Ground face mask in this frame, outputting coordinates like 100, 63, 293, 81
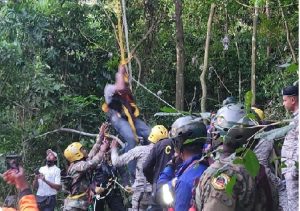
46, 160, 55, 166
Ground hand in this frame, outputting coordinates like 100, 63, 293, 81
95, 186, 105, 194
125, 185, 133, 194
2, 166, 29, 192
39, 174, 45, 181
99, 122, 109, 139
118, 64, 127, 74
100, 139, 109, 152
110, 139, 118, 149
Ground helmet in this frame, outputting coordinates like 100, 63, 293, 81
222, 96, 237, 106
251, 107, 265, 121
148, 125, 168, 144
213, 103, 261, 147
64, 142, 84, 162
170, 116, 206, 139
170, 116, 207, 150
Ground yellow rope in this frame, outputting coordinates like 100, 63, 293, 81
114, 0, 127, 65
112, 0, 138, 142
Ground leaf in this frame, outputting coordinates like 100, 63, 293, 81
160, 106, 177, 113
285, 63, 298, 74
225, 174, 237, 197
235, 147, 245, 154
233, 157, 244, 165
244, 91, 253, 113
246, 113, 257, 120
243, 150, 260, 177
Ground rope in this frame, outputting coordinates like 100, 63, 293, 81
121, 0, 132, 87
114, 0, 182, 115
130, 77, 183, 114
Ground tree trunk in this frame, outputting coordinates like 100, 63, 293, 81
200, 3, 216, 112
175, 0, 185, 110
278, 0, 297, 63
266, 0, 270, 60
251, 4, 258, 106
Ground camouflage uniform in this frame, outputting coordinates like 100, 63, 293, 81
195, 154, 272, 211
63, 144, 105, 211
254, 125, 293, 211
281, 112, 299, 211
111, 144, 153, 211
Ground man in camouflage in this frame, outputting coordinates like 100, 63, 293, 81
110, 134, 153, 211
63, 123, 109, 211
281, 84, 299, 211
195, 103, 273, 211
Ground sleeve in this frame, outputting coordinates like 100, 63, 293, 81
16, 189, 38, 211
54, 168, 61, 185
104, 84, 116, 104
174, 180, 193, 211
157, 166, 175, 186
88, 143, 101, 159
111, 147, 140, 167
75, 151, 105, 172
143, 146, 156, 184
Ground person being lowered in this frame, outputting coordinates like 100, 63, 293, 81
102, 64, 150, 178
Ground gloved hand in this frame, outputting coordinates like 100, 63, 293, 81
125, 185, 133, 194
95, 186, 105, 194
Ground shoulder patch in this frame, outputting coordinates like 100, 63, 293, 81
211, 173, 230, 190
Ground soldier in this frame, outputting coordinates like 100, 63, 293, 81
63, 123, 109, 211
156, 116, 208, 211
281, 84, 298, 211
195, 103, 274, 211
110, 125, 161, 211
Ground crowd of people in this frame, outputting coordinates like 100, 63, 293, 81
1, 65, 298, 211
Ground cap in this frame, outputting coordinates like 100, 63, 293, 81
282, 85, 298, 96
46, 149, 58, 159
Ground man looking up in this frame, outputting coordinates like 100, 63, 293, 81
33, 149, 61, 211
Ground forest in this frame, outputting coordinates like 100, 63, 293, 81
0, 0, 298, 205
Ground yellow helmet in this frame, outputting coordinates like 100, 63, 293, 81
64, 142, 84, 162
148, 125, 168, 144
251, 107, 265, 121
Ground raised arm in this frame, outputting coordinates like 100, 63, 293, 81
88, 122, 109, 159
110, 139, 139, 167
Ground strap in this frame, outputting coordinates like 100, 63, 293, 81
67, 192, 86, 200
122, 105, 138, 142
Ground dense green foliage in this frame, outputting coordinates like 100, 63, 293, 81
0, 0, 298, 203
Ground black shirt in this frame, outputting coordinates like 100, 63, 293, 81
143, 138, 175, 184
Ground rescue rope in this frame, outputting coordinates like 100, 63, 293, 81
114, 0, 182, 114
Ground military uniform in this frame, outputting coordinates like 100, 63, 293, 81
63, 150, 105, 211
195, 154, 272, 211
254, 125, 293, 211
111, 144, 153, 211
281, 111, 299, 211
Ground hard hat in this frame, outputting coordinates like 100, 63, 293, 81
170, 116, 207, 150
251, 107, 265, 120
148, 125, 168, 144
214, 103, 261, 147
64, 142, 84, 163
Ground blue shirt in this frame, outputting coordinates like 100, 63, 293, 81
158, 155, 208, 211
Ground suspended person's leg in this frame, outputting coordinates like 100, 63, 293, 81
108, 109, 137, 180
134, 118, 151, 145
109, 110, 137, 151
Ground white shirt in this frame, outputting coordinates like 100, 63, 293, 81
36, 165, 61, 196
